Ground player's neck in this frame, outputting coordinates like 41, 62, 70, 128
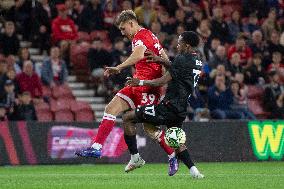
132, 25, 143, 38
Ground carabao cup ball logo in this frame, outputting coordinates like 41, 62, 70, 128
164, 127, 186, 148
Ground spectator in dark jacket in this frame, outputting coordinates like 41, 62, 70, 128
0, 80, 17, 115
41, 46, 68, 86
210, 7, 230, 43
208, 74, 244, 119
11, 92, 37, 121
0, 21, 20, 56
31, 0, 56, 51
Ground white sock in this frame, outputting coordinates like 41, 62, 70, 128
91, 143, 102, 150
131, 153, 140, 161
168, 152, 175, 159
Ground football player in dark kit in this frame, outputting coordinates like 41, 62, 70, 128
123, 31, 204, 178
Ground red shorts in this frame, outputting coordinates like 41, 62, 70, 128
116, 86, 162, 109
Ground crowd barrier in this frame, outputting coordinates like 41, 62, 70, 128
0, 121, 283, 165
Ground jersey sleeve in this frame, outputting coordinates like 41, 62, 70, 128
132, 32, 147, 50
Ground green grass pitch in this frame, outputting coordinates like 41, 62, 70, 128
0, 162, 283, 189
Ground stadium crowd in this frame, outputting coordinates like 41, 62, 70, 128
0, 0, 283, 121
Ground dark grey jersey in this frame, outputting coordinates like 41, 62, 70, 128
163, 52, 203, 117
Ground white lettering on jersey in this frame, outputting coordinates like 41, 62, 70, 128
132, 40, 146, 51
193, 69, 201, 88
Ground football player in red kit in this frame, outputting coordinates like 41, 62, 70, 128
76, 10, 179, 176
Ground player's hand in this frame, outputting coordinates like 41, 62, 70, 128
145, 50, 164, 63
104, 67, 121, 77
126, 77, 139, 86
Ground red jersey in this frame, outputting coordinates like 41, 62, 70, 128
132, 28, 163, 80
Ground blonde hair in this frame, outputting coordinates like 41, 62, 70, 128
115, 10, 137, 26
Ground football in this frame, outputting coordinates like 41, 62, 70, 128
164, 127, 186, 148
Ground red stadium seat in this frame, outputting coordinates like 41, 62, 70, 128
35, 102, 50, 112
37, 111, 53, 121
42, 86, 52, 97
54, 110, 74, 122
70, 101, 92, 112
70, 43, 91, 69
75, 110, 95, 122
78, 31, 91, 42
52, 84, 74, 99
90, 30, 109, 41
50, 98, 72, 112
248, 99, 270, 118
247, 85, 264, 99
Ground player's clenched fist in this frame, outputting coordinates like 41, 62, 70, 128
104, 67, 121, 77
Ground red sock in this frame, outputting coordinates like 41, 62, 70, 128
93, 113, 116, 145
158, 130, 175, 155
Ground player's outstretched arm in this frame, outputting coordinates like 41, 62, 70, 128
126, 71, 172, 87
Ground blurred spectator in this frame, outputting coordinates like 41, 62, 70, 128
208, 45, 228, 69
11, 91, 37, 121
88, 38, 113, 94
84, 0, 104, 31
187, 8, 203, 32
150, 21, 161, 36
16, 60, 43, 98
261, 8, 281, 40
196, 19, 211, 47
16, 47, 34, 69
103, 1, 118, 29
0, 61, 8, 91
111, 37, 126, 66
280, 31, 284, 46
157, 11, 175, 35
230, 80, 256, 119
242, 13, 260, 36
227, 34, 252, 68
134, 0, 157, 27
188, 90, 209, 121
274, 92, 284, 118
41, 46, 68, 87
72, 0, 93, 32
244, 53, 266, 85
31, 0, 56, 52
6, 55, 21, 74
5, 0, 31, 40
203, 38, 221, 61
266, 30, 284, 60
208, 74, 243, 119
0, 80, 16, 113
59, 40, 71, 69
0, 21, 20, 56
121, 0, 133, 10
267, 51, 284, 72
227, 52, 243, 76
263, 71, 284, 118
249, 30, 268, 55
0, 103, 8, 121
210, 7, 230, 43
51, 4, 78, 44
228, 10, 243, 42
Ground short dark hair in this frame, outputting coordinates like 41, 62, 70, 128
181, 31, 200, 47
115, 10, 138, 26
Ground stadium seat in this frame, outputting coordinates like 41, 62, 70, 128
70, 101, 92, 112
37, 111, 53, 121
75, 109, 95, 122
50, 98, 72, 112
54, 110, 74, 122
52, 84, 74, 99
70, 43, 91, 69
247, 85, 264, 99
248, 99, 270, 118
90, 30, 109, 41
35, 102, 50, 112
42, 85, 52, 97
78, 31, 91, 42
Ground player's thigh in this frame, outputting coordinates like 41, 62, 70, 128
143, 123, 161, 140
105, 95, 130, 116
